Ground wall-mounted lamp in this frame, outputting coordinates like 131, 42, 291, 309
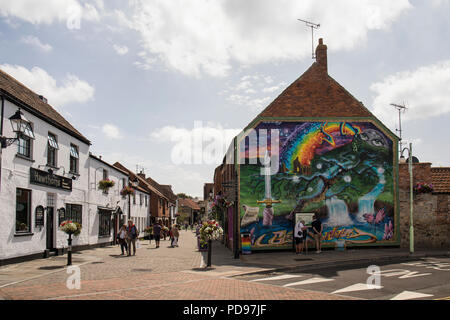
1, 108, 32, 148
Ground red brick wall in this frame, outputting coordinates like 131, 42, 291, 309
399, 163, 450, 248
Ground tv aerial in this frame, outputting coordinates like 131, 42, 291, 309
391, 103, 407, 155
298, 18, 321, 59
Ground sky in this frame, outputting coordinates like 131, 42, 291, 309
1, 0, 449, 198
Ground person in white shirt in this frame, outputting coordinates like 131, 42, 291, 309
294, 220, 308, 254
118, 224, 128, 255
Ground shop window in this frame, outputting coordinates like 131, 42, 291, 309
66, 204, 82, 224
98, 210, 111, 237
16, 188, 31, 233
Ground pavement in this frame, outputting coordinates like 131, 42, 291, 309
0, 230, 448, 300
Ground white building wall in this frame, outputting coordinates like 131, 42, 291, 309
0, 99, 90, 260
128, 189, 150, 235
87, 157, 128, 245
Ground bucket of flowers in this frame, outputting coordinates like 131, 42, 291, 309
199, 220, 223, 267
59, 220, 82, 266
98, 179, 115, 192
413, 182, 434, 194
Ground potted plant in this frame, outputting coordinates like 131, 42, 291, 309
199, 220, 223, 268
60, 220, 82, 265
98, 179, 115, 192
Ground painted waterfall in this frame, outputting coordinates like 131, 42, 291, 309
239, 121, 397, 250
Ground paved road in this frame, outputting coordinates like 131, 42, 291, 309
231, 256, 450, 300
0, 231, 352, 300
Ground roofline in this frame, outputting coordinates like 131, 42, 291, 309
89, 154, 129, 176
113, 162, 167, 199
0, 89, 91, 145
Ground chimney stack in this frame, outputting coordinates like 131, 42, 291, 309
137, 170, 146, 179
315, 38, 328, 73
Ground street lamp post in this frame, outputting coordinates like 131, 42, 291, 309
1, 108, 32, 190
400, 143, 414, 255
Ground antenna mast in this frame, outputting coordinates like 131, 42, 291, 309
391, 103, 407, 155
298, 18, 320, 59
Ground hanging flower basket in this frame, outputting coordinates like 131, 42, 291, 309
60, 220, 82, 236
199, 220, 223, 245
98, 179, 115, 191
413, 182, 433, 194
120, 186, 135, 196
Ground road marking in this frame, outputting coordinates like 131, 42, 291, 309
250, 274, 302, 282
390, 291, 434, 300
435, 297, 450, 300
283, 277, 334, 287
332, 283, 383, 294
0, 260, 97, 289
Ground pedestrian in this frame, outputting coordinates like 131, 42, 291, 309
118, 224, 128, 255
171, 224, 179, 247
311, 214, 323, 253
126, 219, 139, 256
294, 219, 304, 254
153, 220, 162, 248
148, 224, 153, 245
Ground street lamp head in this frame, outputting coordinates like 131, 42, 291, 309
9, 108, 30, 134
399, 156, 406, 164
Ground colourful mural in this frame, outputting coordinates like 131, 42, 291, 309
239, 121, 397, 250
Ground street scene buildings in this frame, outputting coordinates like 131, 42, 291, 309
0, 69, 178, 264
0, 2, 449, 304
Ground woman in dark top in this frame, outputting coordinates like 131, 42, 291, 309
311, 215, 323, 253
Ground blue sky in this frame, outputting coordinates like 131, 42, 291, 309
1, 0, 449, 197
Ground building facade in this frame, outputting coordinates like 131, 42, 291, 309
0, 69, 91, 262
87, 154, 129, 245
216, 39, 400, 253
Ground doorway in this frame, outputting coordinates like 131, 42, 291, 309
46, 207, 55, 251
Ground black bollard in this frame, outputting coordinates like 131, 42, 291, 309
67, 233, 72, 266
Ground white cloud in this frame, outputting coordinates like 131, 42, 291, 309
151, 122, 240, 165
113, 44, 129, 55
0, 0, 101, 25
0, 64, 95, 107
371, 60, 450, 129
21, 35, 53, 52
223, 74, 286, 111
99, 151, 208, 197
125, 0, 412, 77
102, 124, 123, 139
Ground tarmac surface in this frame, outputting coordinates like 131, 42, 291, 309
0, 230, 448, 300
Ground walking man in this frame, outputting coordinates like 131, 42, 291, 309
126, 220, 138, 256
153, 220, 162, 248
311, 214, 323, 253
118, 224, 128, 255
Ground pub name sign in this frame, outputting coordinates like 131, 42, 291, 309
30, 168, 72, 191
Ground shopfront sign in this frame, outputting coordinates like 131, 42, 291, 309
30, 168, 72, 191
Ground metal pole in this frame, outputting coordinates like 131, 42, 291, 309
67, 233, 72, 266
409, 143, 414, 254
